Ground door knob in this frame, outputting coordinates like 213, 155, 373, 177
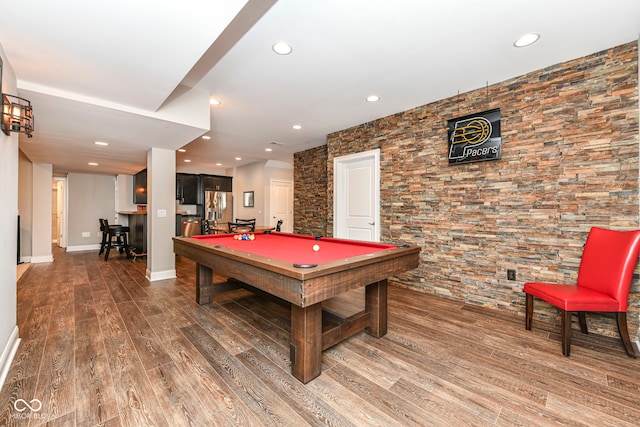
368, 222, 375, 226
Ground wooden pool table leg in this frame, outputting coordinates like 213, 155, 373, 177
290, 303, 322, 383
195, 263, 214, 305
366, 279, 388, 337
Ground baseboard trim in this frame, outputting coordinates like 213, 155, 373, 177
0, 326, 21, 390
146, 269, 177, 282
30, 254, 54, 263
66, 244, 101, 253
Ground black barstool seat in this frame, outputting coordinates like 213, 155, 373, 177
100, 219, 132, 260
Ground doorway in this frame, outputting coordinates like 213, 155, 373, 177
333, 149, 380, 241
53, 177, 67, 248
269, 179, 293, 232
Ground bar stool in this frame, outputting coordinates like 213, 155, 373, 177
101, 219, 132, 260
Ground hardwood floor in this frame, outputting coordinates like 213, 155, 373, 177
2, 247, 640, 426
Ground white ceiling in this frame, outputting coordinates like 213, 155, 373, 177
1, 0, 639, 176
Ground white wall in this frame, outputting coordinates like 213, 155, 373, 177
0, 45, 21, 389
66, 173, 117, 251
233, 161, 293, 225
30, 163, 53, 262
234, 162, 265, 222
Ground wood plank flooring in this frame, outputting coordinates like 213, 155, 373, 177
2, 246, 640, 426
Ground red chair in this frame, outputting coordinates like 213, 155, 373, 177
524, 227, 640, 357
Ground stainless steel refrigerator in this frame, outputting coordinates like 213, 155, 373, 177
204, 190, 233, 228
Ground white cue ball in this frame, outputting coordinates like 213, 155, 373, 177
312, 244, 320, 252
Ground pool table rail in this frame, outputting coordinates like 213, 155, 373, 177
173, 236, 420, 307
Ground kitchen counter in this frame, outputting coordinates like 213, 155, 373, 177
118, 211, 147, 215
120, 212, 195, 249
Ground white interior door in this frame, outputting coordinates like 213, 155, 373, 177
270, 179, 293, 232
334, 149, 380, 241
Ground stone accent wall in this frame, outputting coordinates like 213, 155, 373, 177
295, 42, 640, 338
293, 145, 329, 236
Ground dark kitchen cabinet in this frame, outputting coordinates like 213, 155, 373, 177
200, 174, 232, 192
176, 214, 182, 236
175, 174, 181, 200
176, 173, 199, 204
133, 169, 147, 204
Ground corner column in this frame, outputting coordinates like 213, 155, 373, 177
146, 147, 176, 281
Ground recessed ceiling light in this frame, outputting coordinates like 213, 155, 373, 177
514, 32, 540, 48
366, 95, 380, 102
210, 98, 221, 105
184, 159, 191, 163
215, 163, 222, 166
272, 42, 293, 55
202, 135, 211, 140
88, 162, 98, 166
94, 141, 108, 146
292, 124, 302, 130
178, 148, 186, 152
235, 157, 242, 161
265, 148, 273, 152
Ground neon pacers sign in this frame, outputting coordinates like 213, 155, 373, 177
447, 108, 501, 164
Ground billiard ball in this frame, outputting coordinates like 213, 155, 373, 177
312, 244, 320, 252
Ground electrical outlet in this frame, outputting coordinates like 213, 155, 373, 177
507, 269, 516, 281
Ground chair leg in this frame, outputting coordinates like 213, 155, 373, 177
123, 234, 132, 259
104, 239, 111, 261
578, 312, 588, 334
117, 235, 124, 253
525, 293, 533, 330
615, 312, 637, 358
560, 309, 572, 357
99, 232, 107, 255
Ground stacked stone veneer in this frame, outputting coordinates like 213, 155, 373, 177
294, 42, 640, 339
294, 145, 329, 237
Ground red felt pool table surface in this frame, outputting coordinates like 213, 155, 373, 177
190, 232, 397, 265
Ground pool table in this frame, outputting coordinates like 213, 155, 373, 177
173, 231, 420, 383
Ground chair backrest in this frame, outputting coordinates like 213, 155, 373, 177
228, 221, 255, 232
236, 218, 256, 224
99, 218, 108, 231
577, 227, 640, 311
276, 219, 283, 232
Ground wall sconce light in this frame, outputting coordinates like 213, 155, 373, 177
2, 94, 34, 137
0, 56, 34, 138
